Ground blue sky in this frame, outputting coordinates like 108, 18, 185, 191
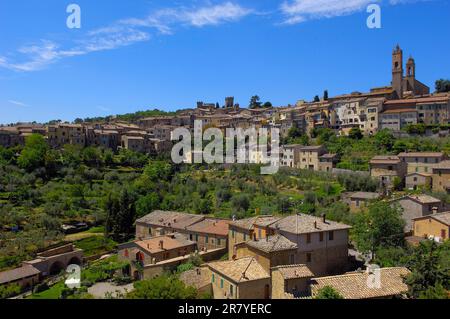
0, 0, 449, 124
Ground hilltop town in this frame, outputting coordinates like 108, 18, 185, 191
0, 45, 449, 300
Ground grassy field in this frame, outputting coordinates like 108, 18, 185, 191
28, 282, 65, 299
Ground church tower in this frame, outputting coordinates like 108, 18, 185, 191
406, 56, 415, 78
392, 44, 404, 99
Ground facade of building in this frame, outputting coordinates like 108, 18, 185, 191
118, 233, 197, 280
412, 212, 450, 242
391, 195, 443, 233
299, 146, 326, 171
346, 192, 381, 212
207, 257, 271, 299
398, 152, 445, 175
369, 156, 407, 188
432, 160, 450, 193
271, 264, 314, 299
405, 173, 432, 190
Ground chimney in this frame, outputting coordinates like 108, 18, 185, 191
314, 221, 318, 229
173, 219, 177, 223
432, 207, 438, 214
159, 240, 164, 250
253, 234, 257, 241
322, 214, 327, 224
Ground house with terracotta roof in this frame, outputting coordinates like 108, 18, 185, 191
0, 265, 40, 290
229, 214, 351, 277
228, 215, 280, 258
267, 214, 352, 276
135, 210, 205, 239
432, 160, 450, 194
369, 155, 407, 188
412, 211, 450, 242
136, 211, 229, 252
310, 267, 410, 299
184, 218, 230, 251
207, 257, 271, 299
235, 234, 298, 273
398, 152, 446, 175
118, 233, 196, 280
405, 172, 433, 190
271, 264, 314, 299
346, 192, 381, 212
391, 194, 443, 233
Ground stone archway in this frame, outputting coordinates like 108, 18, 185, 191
49, 261, 65, 276
68, 256, 82, 266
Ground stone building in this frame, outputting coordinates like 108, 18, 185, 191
135, 211, 229, 252
412, 211, 450, 242
47, 124, 86, 148
280, 144, 302, 168
234, 234, 298, 273
432, 160, 450, 193
391, 45, 430, 99
229, 214, 351, 277
391, 194, 443, 233
346, 192, 381, 213
271, 264, 314, 299
369, 155, 407, 188
0, 265, 41, 290
207, 257, 271, 299
118, 233, 196, 280
298, 145, 327, 171
398, 152, 445, 175
405, 173, 432, 190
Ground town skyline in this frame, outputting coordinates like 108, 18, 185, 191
1, 0, 450, 124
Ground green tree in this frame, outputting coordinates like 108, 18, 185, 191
17, 134, 49, 171
136, 193, 160, 217
348, 127, 363, 140
128, 275, 197, 299
405, 240, 449, 299
231, 194, 250, 213
314, 286, 344, 299
249, 95, 262, 109
352, 202, 405, 254
323, 90, 329, 101
262, 101, 272, 108
105, 189, 136, 242
435, 79, 450, 93
313, 95, 320, 102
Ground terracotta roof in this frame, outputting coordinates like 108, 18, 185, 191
370, 155, 401, 164
350, 192, 381, 200
311, 267, 410, 299
320, 153, 337, 159
384, 96, 449, 105
0, 265, 40, 284
269, 214, 351, 235
272, 264, 314, 279
382, 108, 417, 114
246, 234, 297, 253
413, 211, 450, 226
208, 257, 269, 283
300, 145, 325, 151
136, 210, 205, 230
133, 233, 195, 254
186, 218, 230, 236
230, 215, 279, 231
405, 194, 441, 204
398, 152, 444, 158
434, 160, 450, 170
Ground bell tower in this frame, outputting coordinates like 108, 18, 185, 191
392, 44, 404, 99
406, 56, 415, 78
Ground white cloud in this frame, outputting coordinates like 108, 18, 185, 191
0, 2, 252, 72
122, 2, 252, 32
280, 0, 378, 24
8, 100, 29, 107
